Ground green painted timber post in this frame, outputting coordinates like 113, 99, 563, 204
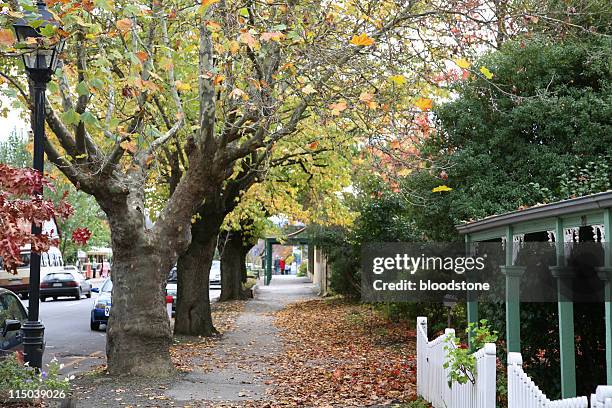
597, 208, 612, 384
551, 218, 576, 398
465, 234, 478, 348
501, 225, 525, 353
265, 239, 273, 286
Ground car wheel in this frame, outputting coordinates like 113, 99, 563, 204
40, 297, 46, 302
86, 291, 92, 299
53, 297, 57, 301
74, 288, 81, 300
90, 320, 100, 331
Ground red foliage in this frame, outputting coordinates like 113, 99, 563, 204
71, 227, 92, 246
0, 163, 73, 273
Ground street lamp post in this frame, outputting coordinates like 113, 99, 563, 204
13, 1, 65, 369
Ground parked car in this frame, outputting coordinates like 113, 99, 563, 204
210, 260, 221, 287
0, 288, 28, 357
40, 271, 92, 301
90, 278, 112, 331
165, 268, 177, 315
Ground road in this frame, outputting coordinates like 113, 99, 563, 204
23, 284, 221, 376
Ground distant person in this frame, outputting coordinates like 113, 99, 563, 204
279, 258, 286, 275
274, 257, 280, 274
284, 261, 291, 275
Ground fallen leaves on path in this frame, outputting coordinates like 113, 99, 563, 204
171, 300, 246, 372
265, 298, 417, 407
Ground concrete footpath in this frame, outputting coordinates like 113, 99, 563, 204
166, 275, 316, 405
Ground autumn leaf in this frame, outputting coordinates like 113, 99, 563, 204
455, 58, 471, 69
213, 74, 225, 85
201, 0, 219, 7
301, 84, 316, 95
432, 185, 452, 193
414, 97, 432, 111
0, 29, 15, 47
261, 32, 285, 42
397, 168, 411, 177
116, 18, 133, 34
175, 80, 191, 92
329, 101, 347, 116
389, 75, 406, 85
350, 33, 375, 47
206, 20, 222, 32
135, 51, 148, 63
479, 66, 494, 80
120, 140, 137, 154
390, 140, 401, 149
239, 31, 259, 49
229, 88, 249, 100
308, 141, 319, 149
229, 40, 240, 54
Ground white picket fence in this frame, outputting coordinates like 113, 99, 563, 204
416, 316, 497, 408
591, 386, 612, 408
507, 352, 588, 408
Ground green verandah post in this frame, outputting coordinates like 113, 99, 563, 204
550, 218, 577, 398
501, 225, 526, 353
465, 234, 478, 347
265, 239, 273, 286
597, 208, 612, 384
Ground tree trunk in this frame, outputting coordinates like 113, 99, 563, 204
219, 231, 253, 301
174, 218, 218, 336
101, 190, 176, 377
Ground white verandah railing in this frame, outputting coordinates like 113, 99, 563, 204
507, 352, 588, 408
416, 316, 497, 408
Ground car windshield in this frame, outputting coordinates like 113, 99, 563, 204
101, 279, 113, 293
44, 273, 74, 281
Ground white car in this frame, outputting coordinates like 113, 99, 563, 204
209, 260, 221, 287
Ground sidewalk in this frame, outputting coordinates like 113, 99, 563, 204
166, 275, 317, 405
70, 275, 316, 407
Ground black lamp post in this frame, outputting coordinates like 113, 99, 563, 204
13, 1, 65, 369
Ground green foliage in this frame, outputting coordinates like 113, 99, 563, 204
297, 262, 307, 277
443, 320, 498, 387
0, 353, 71, 401
0, 130, 29, 168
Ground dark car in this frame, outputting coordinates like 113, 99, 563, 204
165, 268, 177, 316
90, 278, 112, 331
40, 271, 92, 301
0, 288, 28, 357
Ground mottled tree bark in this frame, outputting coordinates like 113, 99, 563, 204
219, 231, 249, 301
174, 216, 219, 336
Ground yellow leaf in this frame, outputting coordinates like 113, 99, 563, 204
359, 91, 374, 103
175, 80, 191, 92
0, 29, 15, 47
116, 18, 133, 34
414, 97, 433, 111
480, 66, 494, 80
301, 84, 316, 95
455, 58, 471, 69
390, 140, 401, 149
397, 168, 411, 177
389, 75, 406, 85
432, 185, 453, 193
229, 40, 240, 54
201, 0, 219, 7
350, 33, 375, 47
229, 88, 249, 100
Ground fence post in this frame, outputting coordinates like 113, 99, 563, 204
416, 316, 427, 398
507, 352, 522, 408
480, 343, 496, 408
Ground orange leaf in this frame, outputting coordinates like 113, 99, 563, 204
0, 29, 15, 47
116, 18, 133, 34
261, 32, 285, 42
135, 51, 148, 63
414, 97, 432, 111
202, 0, 219, 7
350, 33, 374, 47
120, 140, 137, 154
308, 141, 319, 150
329, 101, 347, 116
